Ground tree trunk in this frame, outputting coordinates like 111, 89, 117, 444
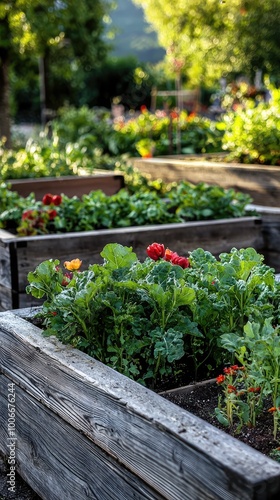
39, 56, 47, 127
0, 55, 11, 148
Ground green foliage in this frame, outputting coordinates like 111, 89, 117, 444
215, 365, 263, 431
26, 243, 280, 388
81, 56, 157, 110
4, 92, 280, 186
49, 106, 113, 147
0, 0, 115, 141
133, 0, 280, 85
113, 108, 224, 155
0, 181, 252, 235
220, 319, 280, 439
0, 182, 36, 230
222, 85, 280, 165
1, 105, 225, 178
0, 135, 125, 180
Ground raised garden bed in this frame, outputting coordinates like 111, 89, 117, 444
0, 217, 263, 310
7, 172, 125, 199
131, 155, 280, 207
0, 310, 280, 499
247, 204, 280, 272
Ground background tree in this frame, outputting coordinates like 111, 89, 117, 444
0, 0, 113, 146
133, 0, 280, 87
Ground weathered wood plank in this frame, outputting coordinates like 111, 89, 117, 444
0, 285, 13, 312
0, 240, 11, 288
1, 312, 280, 499
131, 157, 280, 206
0, 374, 163, 500
8, 173, 125, 199
0, 229, 14, 239
246, 205, 280, 272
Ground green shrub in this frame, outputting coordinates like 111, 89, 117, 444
222, 85, 280, 165
0, 180, 252, 235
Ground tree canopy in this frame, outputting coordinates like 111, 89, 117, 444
133, 0, 280, 86
0, 0, 114, 144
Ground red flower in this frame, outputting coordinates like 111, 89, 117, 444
140, 105, 148, 113
52, 195, 62, 206
170, 253, 190, 269
22, 209, 35, 220
48, 209, 57, 221
224, 365, 239, 375
146, 243, 165, 261
42, 193, 62, 206
231, 365, 241, 371
227, 385, 237, 394
42, 193, 54, 205
216, 374, 225, 384
248, 387, 261, 393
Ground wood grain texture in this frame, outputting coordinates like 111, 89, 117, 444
131, 157, 280, 206
1, 311, 280, 499
8, 173, 125, 199
0, 240, 11, 288
0, 285, 13, 312
247, 205, 280, 272
0, 375, 163, 500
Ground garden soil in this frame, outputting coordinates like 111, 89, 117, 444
0, 454, 40, 500
1, 382, 278, 499
162, 381, 280, 460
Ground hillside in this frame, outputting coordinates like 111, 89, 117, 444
110, 0, 165, 63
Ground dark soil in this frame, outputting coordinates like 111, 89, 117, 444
161, 380, 280, 462
0, 454, 41, 500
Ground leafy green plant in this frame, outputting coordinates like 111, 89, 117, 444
0, 182, 36, 231
26, 243, 280, 390
0, 133, 125, 180
26, 244, 199, 385
113, 108, 224, 156
222, 84, 280, 165
215, 365, 263, 431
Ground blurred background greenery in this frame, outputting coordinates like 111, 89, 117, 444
1, 0, 280, 170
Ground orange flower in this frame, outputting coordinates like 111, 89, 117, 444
164, 248, 173, 261
64, 259, 82, 271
